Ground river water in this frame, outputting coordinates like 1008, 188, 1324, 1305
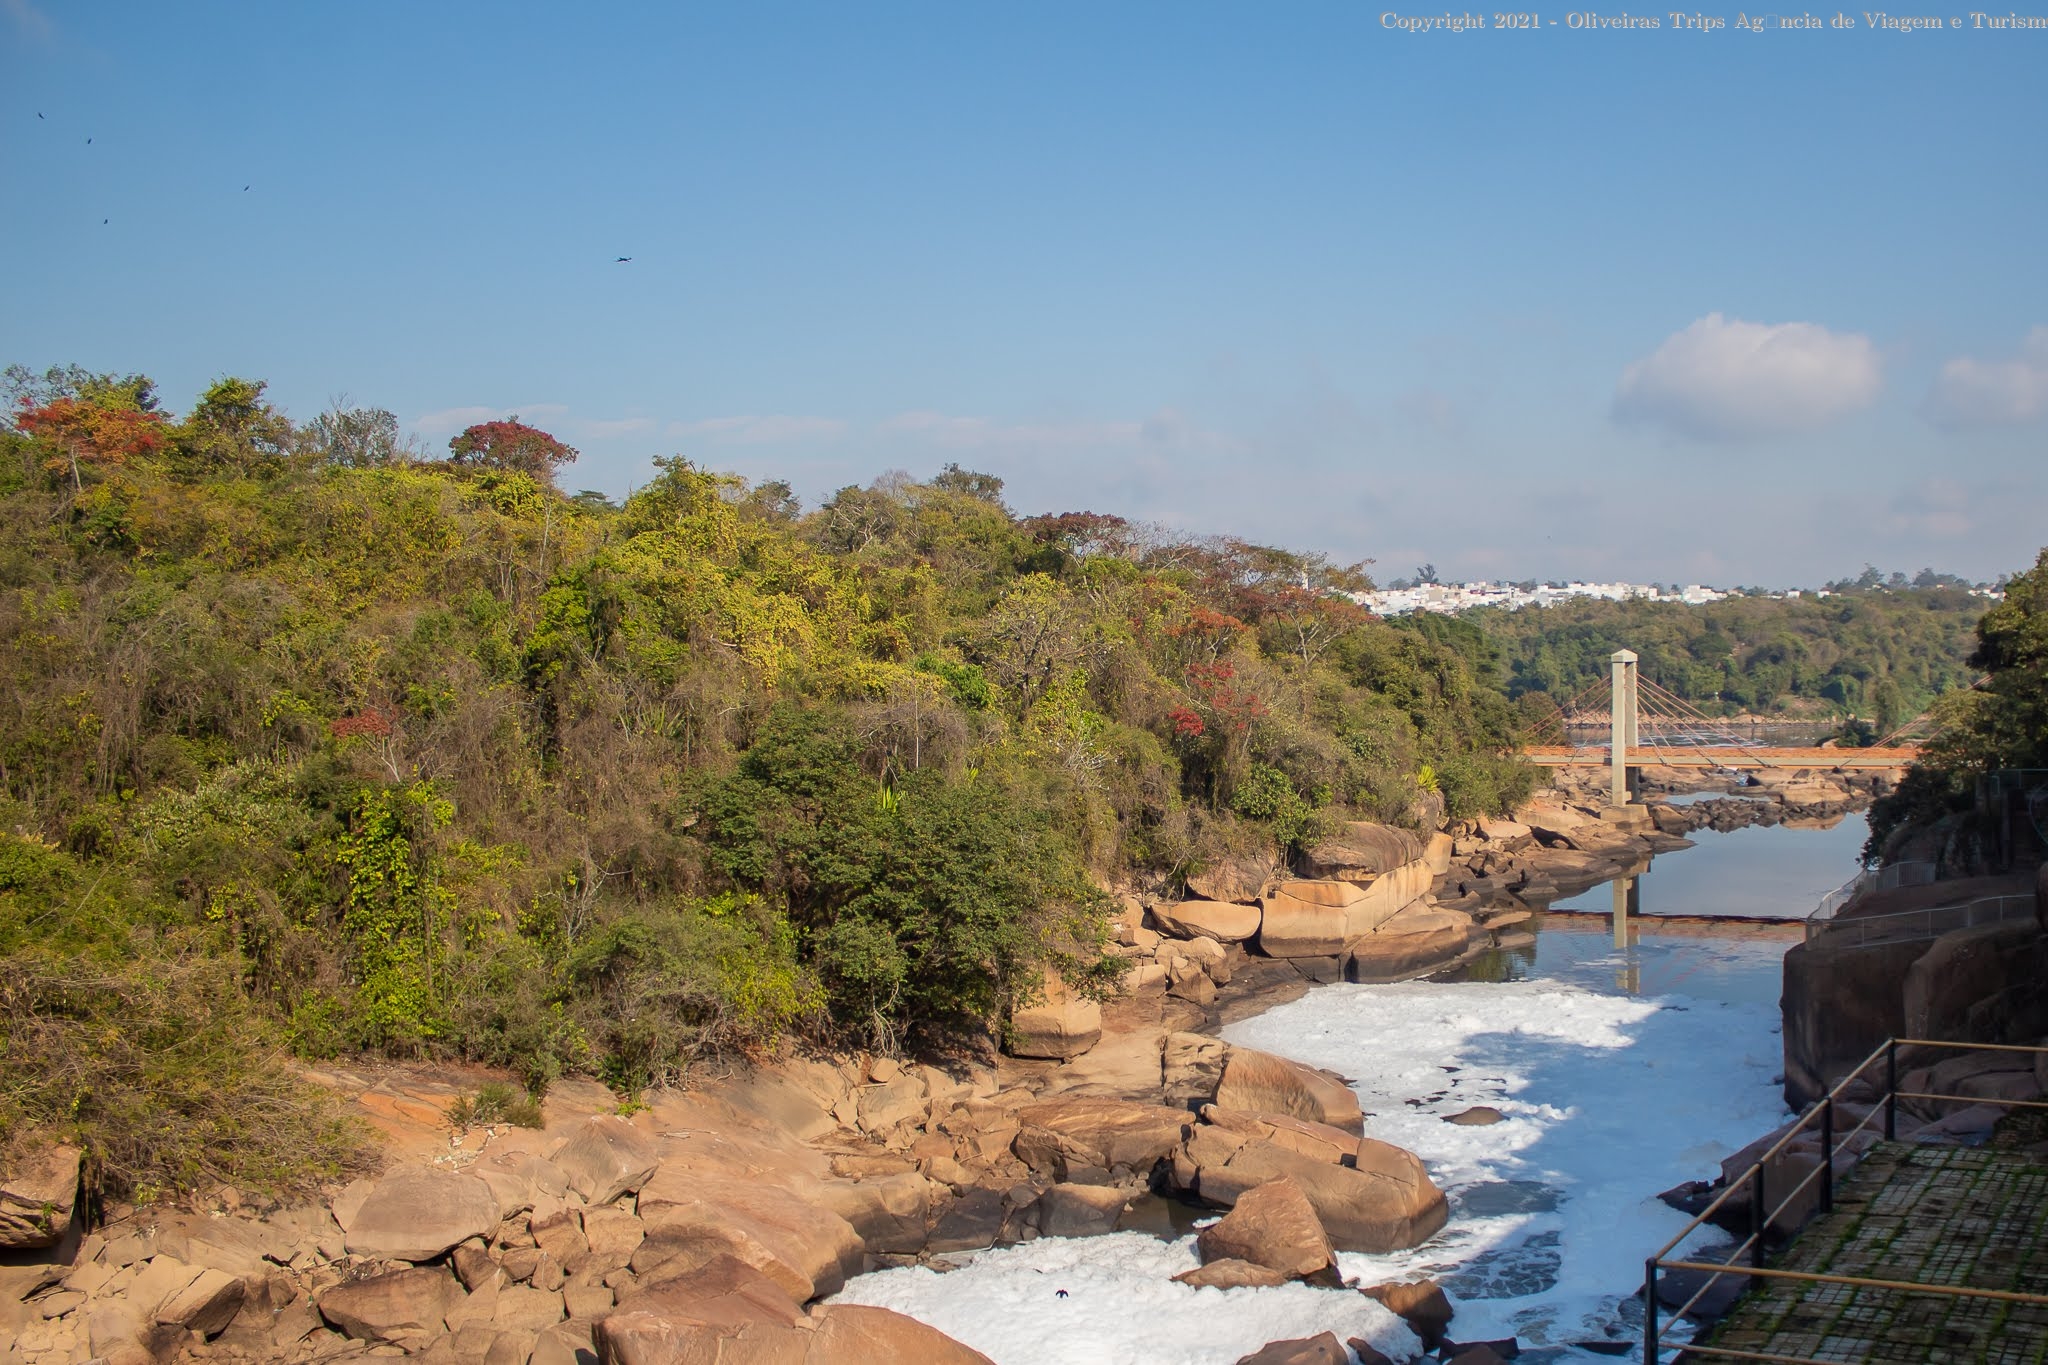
833, 813, 1871, 1364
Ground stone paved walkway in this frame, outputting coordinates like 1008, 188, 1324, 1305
1695, 1142, 2048, 1363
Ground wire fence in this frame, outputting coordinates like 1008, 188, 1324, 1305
1804, 890, 2034, 947
1644, 1037, 2048, 1364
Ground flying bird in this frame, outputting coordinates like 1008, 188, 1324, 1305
1055, 1289, 1069, 1299
37, 112, 44, 119
243, 185, 250, 191
615, 256, 632, 263
86, 137, 92, 144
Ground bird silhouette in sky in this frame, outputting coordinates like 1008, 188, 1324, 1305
243, 185, 250, 191
37, 112, 44, 119
615, 256, 633, 263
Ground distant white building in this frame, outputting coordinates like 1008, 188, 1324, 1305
1356, 579, 1730, 617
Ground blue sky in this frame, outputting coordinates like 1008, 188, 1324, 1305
3, 1, 2042, 586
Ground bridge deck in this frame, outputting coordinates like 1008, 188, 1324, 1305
1522, 745, 1917, 770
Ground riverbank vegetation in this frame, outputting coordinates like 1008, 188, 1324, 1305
0, 365, 1533, 1198
1865, 547, 2048, 859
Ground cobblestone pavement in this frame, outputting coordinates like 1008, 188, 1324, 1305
1694, 1142, 2048, 1364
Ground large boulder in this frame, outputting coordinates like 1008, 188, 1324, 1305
1177, 1128, 1447, 1253
817, 1171, 933, 1256
596, 1289, 994, 1365
343, 1166, 501, 1263
1195, 1177, 1339, 1284
0, 1143, 81, 1249
1904, 921, 2048, 1045
1198, 1106, 1359, 1168
1345, 902, 1477, 984
634, 1174, 866, 1302
1153, 898, 1263, 943
1255, 891, 1350, 958
318, 1266, 466, 1344
155, 1266, 246, 1338
1215, 1049, 1363, 1135
1186, 852, 1282, 905
1236, 1333, 1351, 1365
1008, 973, 1103, 1060
808, 1304, 996, 1363
1011, 1098, 1192, 1181
555, 1114, 661, 1206
1035, 1183, 1130, 1237
1173, 1259, 1292, 1289
1300, 823, 1424, 881
1360, 1279, 1455, 1350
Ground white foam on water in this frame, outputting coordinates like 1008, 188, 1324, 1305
1226, 978, 1789, 1350
834, 956, 1788, 1361
830, 1230, 1421, 1364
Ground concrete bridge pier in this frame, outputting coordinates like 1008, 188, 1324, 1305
1608, 648, 1639, 813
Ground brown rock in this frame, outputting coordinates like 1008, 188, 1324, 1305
1215, 1049, 1363, 1135
1361, 1278, 1455, 1348
1345, 901, 1475, 983
613, 1253, 804, 1329
0, 1143, 81, 1250
344, 1166, 502, 1263
633, 1176, 865, 1301
1254, 891, 1350, 958
1235, 1331, 1351, 1365
155, 1266, 245, 1338
1195, 1177, 1339, 1284
1443, 1106, 1505, 1127
1035, 1183, 1129, 1237
1151, 899, 1263, 943
596, 1295, 993, 1365
555, 1115, 661, 1206
1197, 1106, 1357, 1167
493, 1284, 566, 1332
809, 1303, 995, 1362
1185, 852, 1281, 905
1011, 1098, 1192, 1180
317, 1266, 465, 1343
1162, 1032, 1231, 1105
856, 1076, 929, 1133
1301, 823, 1424, 880
817, 1171, 932, 1256
1008, 973, 1103, 1060
580, 1204, 647, 1274
1172, 1258, 1291, 1289
1181, 1135, 1448, 1254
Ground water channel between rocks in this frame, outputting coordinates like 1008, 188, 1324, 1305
832, 813, 1873, 1365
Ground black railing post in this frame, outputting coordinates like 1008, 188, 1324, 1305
1645, 1258, 1661, 1362
1885, 1039, 1898, 1140
1821, 1097, 1835, 1213
1751, 1168, 1768, 1267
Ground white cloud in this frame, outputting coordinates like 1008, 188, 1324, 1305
668, 415, 848, 445
412, 403, 567, 437
3, 0, 52, 39
1612, 313, 1882, 440
575, 417, 656, 440
877, 407, 1235, 455
1925, 327, 2048, 430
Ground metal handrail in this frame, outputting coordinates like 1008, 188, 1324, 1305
1803, 891, 2035, 947
1644, 1036, 2048, 1363
1804, 860, 1936, 928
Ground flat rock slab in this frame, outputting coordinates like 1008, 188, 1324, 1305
343, 1166, 500, 1262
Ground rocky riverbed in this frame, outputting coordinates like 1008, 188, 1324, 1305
0, 762, 1895, 1365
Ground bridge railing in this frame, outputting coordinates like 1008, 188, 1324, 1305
1645, 1037, 2048, 1364
1805, 891, 2036, 947
1804, 860, 1936, 929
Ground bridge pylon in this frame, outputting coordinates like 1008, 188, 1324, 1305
1609, 648, 1638, 810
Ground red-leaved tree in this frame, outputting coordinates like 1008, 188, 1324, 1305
16, 397, 169, 490
446, 418, 578, 484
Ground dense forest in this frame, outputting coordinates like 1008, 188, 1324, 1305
0, 364, 2013, 1201
0, 367, 1534, 1198
1473, 589, 1987, 733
